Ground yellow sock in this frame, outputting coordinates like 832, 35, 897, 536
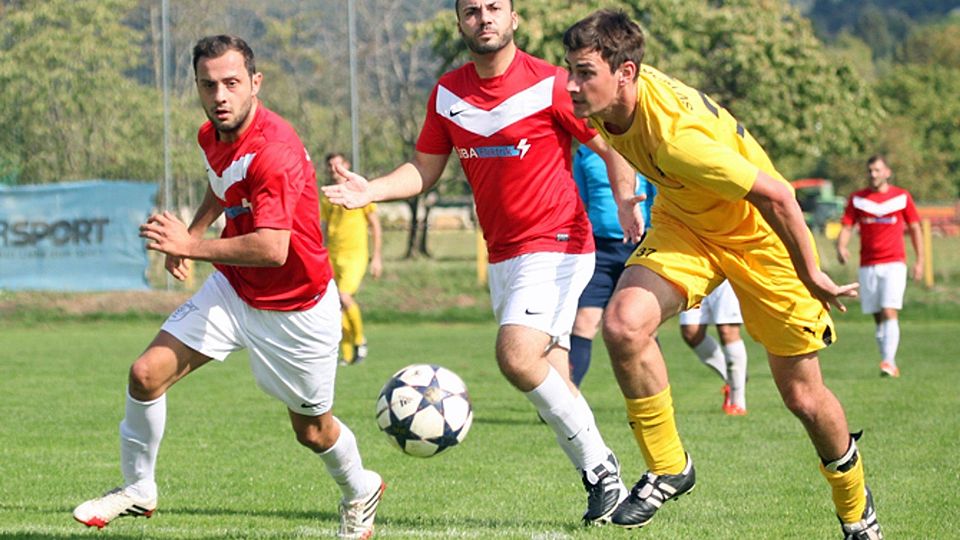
345, 303, 365, 346
820, 450, 866, 523
624, 386, 686, 475
341, 312, 354, 362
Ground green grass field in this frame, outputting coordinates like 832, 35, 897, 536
1, 315, 958, 539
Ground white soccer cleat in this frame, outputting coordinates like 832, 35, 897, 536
338, 476, 386, 539
73, 487, 157, 529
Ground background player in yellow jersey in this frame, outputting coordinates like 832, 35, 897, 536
321, 152, 383, 365
562, 10, 882, 539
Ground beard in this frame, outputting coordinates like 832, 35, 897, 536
463, 24, 514, 55
206, 99, 253, 136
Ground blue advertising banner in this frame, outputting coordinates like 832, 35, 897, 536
0, 180, 157, 291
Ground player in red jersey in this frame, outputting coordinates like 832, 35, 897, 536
73, 35, 384, 540
837, 155, 923, 378
323, 0, 637, 526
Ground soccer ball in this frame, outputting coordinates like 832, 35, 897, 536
375, 364, 473, 458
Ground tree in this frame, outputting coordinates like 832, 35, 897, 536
824, 17, 960, 201
0, 0, 167, 184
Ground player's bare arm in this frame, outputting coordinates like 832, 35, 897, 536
140, 211, 291, 269
836, 224, 853, 265
322, 151, 449, 209
745, 171, 858, 312
907, 221, 924, 281
367, 210, 383, 279
584, 136, 644, 243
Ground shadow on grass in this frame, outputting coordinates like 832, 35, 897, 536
2, 502, 581, 539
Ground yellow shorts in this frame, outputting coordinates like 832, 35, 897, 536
627, 217, 835, 357
330, 253, 368, 296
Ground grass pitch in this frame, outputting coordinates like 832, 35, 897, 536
0, 316, 957, 539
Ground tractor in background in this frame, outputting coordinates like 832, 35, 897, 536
791, 178, 846, 239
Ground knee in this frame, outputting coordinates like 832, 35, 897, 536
127, 360, 162, 398
602, 308, 656, 352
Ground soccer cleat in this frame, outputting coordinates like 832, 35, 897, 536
721, 384, 731, 411
72, 487, 156, 529
879, 362, 899, 378
723, 404, 748, 416
353, 342, 369, 365
611, 453, 696, 529
581, 452, 628, 525
840, 486, 883, 539
339, 477, 386, 539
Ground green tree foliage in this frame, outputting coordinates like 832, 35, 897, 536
825, 18, 960, 201
0, 0, 173, 184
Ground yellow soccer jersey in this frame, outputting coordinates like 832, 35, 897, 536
592, 65, 793, 247
320, 196, 376, 260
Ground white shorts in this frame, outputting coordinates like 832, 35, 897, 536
161, 272, 341, 416
858, 262, 907, 313
488, 252, 594, 350
678, 280, 743, 326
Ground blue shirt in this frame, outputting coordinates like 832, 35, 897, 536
573, 145, 656, 239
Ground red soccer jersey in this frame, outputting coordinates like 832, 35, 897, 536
416, 50, 595, 263
198, 105, 331, 311
841, 185, 920, 266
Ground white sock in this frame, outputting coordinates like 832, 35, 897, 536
879, 319, 900, 365
723, 340, 748, 409
120, 391, 165, 501
693, 335, 727, 381
874, 324, 885, 358
525, 366, 607, 470
574, 392, 598, 432
317, 418, 379, 501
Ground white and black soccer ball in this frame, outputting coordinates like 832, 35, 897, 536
375, 364, 473, 458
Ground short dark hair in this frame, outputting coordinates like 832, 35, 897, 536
192, 35, 256, 77
563, 9, 645, 76
454, 0, 513, 19
867, 154, 888, 167
325, 152, 347, 163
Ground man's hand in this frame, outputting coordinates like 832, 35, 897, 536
164, 254, 190, 281
140, 211, 196, 257
321, 163, 373, 209
140, 211, 195, 281
369, 255, 383, 279
911, 260, 924, 281
837, 245, 850, 265
618, 194, 646, 244
803, 269, 859, 312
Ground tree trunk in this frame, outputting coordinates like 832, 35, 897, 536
404, 196, 420, 259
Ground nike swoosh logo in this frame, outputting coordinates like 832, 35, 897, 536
300, 401, 325, 409
449, 107, 467, 117
524, 309, 543, 315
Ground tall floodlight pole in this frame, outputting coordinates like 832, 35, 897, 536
161, 0, 173, 288
348, 0, 360, 171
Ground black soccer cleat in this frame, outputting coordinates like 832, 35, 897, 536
581, 452, 628, 525
610, 453, 696, 529
840, 486, 883, 540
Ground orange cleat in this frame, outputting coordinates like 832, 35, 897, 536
879, 361, 900, 378
723, 404, 748, 416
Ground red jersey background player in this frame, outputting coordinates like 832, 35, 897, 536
73, 35, 384, 539
323, 0, 638, 526
838, 154, 924, 378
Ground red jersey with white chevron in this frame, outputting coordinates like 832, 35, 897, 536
841, 185, 920, 266
198, 104, 331, 311
416, 50, 595, 263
